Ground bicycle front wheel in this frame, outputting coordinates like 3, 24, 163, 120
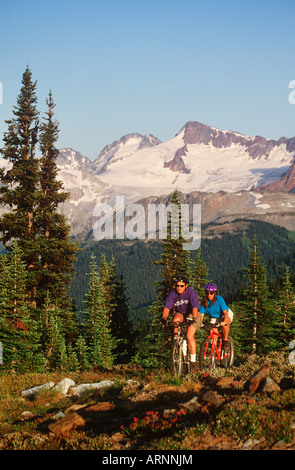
221, 336, 235, 368
169, 339, 184, 378
199, 338, 216, 369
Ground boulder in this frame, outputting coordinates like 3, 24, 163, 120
260, 377, 280, 393
245, 365, 270, 393
21, 382, 55, 399
216, 376, 235, 389
80, 402, 115, 417
19, 411, 35, 420
48, 412, 86, 436
53, 378, 75, 395
200, 389, 224, 408
69, 380, 114, 397
179, 396, 200, 413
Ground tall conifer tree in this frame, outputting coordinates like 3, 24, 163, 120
0, 66, 40, 305
237, 236, 273, 354
0, 242, 43, 370
0, 68, 78, 312
154, 190, 191, 303
97, 255, 134, 362
135, 189, 192, 367
84, 255, 117, 369
111, 273, 135, 362
277, 267, 295, 347
37, 91, 78, 308
192, 248, 209, 300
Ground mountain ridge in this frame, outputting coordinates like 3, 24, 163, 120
2, 120, 295, 237
53, 121, 295, 235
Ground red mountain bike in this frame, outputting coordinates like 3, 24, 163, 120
199, 318, 234, 369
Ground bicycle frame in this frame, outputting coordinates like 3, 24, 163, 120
173, 320, 185, 338
204, 326, 224, 361
204, 322, 233, 364
172, 321, 189, 361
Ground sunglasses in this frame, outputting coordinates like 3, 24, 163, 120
176, 284, 185, 288
206, 291, 216, 295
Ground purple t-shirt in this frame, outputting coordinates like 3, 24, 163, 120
164, 287, 199, 315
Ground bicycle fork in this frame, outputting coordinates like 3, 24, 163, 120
182, 338, 191, 372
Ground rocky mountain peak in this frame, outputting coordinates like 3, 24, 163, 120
260, 159, 295, 192
91, 133, 161, 175
57, 148, 92, 171
179, 121, 294, 160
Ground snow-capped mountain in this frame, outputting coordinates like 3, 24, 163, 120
50, 121, 295, 236
259, 160, 295, 192
90, 121, 295, 197
2, 121, 295, 236
57, 148, 93, 171
91, 133, 161, 175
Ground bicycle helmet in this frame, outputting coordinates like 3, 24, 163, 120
204, 283, 217, 292
174, 274, 189, 285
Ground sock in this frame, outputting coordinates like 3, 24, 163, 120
190, 354, 196, 362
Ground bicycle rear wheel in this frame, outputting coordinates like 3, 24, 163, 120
199, 338, 216, 369
221, 336, 234, 368
169, 339, 184, 378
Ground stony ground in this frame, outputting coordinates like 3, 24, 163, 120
0, 350, 295, 451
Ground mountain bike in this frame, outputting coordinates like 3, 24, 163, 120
199, 318, 234, 370
168, 318, 195, 378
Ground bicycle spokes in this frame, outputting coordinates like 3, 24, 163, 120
169, 339, 183, 378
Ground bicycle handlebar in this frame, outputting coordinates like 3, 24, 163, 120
160, 317, 198, 330
209, 321, 227, 328
185, 317, 197, 325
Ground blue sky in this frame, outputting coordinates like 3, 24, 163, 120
1, 0, 295, 160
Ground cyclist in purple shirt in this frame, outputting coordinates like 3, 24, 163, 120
161, 274, 201, 372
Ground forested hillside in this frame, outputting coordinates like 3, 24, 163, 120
70, 219, 295, 327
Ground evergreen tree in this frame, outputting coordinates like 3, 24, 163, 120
135, 189, 192, 367
0, 242, 30, 328
0, 242, 43, 371
37, 91, 78, 309
112, 273, 135, 363
191, 248, 209, 300
0, 68, 78, 312
75, 334, 90, 370
39, 292, 69, 370
237, 236, 274, 354
154, 190, 191, 302
97, 255, 134, 362
277, 267, 295, 347
84, 255, 117, 369
0, 66, 40, 305
98, 254, 116, 319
